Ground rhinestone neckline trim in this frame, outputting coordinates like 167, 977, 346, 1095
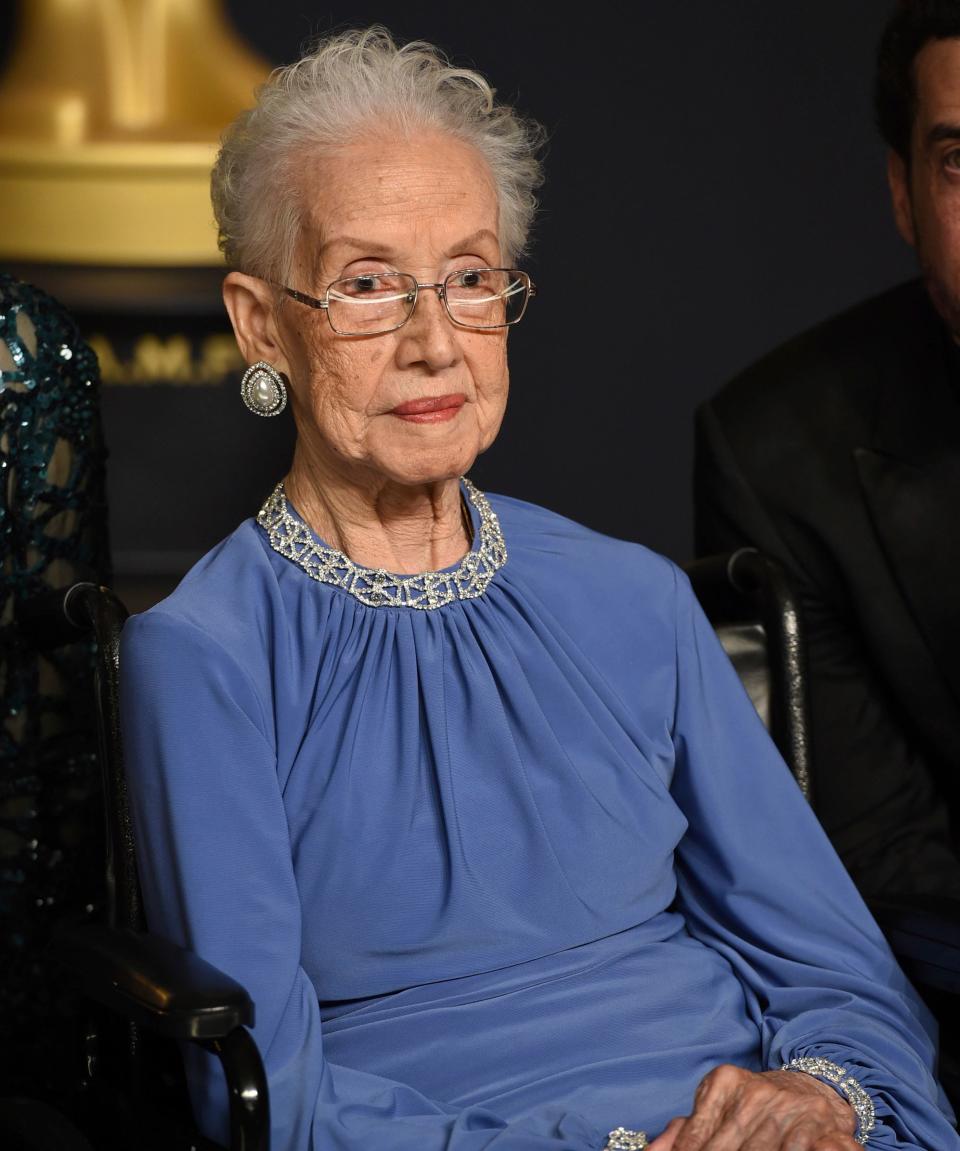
256, 477, 507, 610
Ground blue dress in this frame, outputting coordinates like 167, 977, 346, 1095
120, 481, 957, 1151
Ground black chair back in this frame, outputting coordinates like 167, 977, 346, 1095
70, 585, 139, 932
16, 583, 269, 1151
16, 583, 139, 930
683, 548, 813, 802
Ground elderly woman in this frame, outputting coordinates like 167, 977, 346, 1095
120, 27, 957, 1151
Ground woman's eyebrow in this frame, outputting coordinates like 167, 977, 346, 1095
320, 229, 499, 259
444, 229, 499, 257
320, 236, 397, 258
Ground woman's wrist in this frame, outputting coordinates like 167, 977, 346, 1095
781, 1057, 876, 1144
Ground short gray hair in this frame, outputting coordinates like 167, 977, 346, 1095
211, 27, 546, 284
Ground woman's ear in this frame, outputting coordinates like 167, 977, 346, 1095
222, 272, 290, 371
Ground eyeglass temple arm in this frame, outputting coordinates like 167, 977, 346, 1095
281, 286, 328, 311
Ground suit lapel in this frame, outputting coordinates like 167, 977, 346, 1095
854, 296, 960, 711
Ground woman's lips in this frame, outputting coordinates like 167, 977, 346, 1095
389, 393, 466, 423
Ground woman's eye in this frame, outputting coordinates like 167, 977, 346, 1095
452, 270, 484, 289
354, 275, 380, 292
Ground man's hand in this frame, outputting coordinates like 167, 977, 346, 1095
646, 1065, 862, 1150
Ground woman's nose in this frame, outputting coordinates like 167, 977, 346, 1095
396, 286, 461, 369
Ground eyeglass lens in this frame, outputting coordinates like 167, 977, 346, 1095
326, 270, 529, 334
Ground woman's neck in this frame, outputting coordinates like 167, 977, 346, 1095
284, 453, 471, 575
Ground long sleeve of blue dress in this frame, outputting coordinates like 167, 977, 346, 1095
119, 490, 959, 1151
669, 574, 952, 1146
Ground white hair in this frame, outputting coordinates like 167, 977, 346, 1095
211, 27, 546, 283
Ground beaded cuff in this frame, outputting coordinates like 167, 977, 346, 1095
604, 1129, 648, 1150
782, 1057, 876, 1145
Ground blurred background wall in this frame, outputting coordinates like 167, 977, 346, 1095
0, 1, 916, 609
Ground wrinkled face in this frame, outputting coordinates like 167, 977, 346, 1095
275, 130, 510, 488
889, 37, 960, 337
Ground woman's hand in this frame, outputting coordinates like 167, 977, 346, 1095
646, 1064, 861, 1151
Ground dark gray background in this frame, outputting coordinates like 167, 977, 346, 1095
0, 2, 917, 574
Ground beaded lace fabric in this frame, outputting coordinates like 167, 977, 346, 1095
257, 476, 507, 609
0, 274, 109, 1095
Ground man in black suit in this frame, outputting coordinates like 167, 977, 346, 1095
695, 0, 960, 907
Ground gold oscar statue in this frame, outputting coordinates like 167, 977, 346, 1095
0, 0, 270, 266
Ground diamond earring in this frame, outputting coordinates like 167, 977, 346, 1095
240, 361, 288, 417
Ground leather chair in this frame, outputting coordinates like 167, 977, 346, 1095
14, 582, 270, 1151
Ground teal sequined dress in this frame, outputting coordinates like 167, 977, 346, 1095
0, 274, 109, 1095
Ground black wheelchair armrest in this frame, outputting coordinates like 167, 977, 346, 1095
871, 897, 960, 996
55, 923, 255, 1040
55, 924, 271, 1149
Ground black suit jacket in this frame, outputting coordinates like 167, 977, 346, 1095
695, 280, 960, 903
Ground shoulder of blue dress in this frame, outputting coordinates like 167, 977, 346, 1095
487, 491, 681, 594
122, 518, 286, 663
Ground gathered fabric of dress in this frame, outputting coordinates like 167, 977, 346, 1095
120, 484, 959, 1151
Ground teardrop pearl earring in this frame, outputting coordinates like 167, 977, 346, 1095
240, 360, 288, 417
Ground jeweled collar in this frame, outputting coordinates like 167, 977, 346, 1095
256, 477, 507, 610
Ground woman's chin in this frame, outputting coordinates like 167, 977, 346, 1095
382, 457, 479, 488
369, 440, 483, 487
